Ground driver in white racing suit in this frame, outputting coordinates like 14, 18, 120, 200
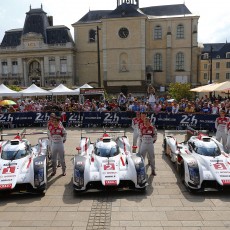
139, 117, 157, 176
215, 110, 229, 150
131, 111, 141, 152
48, 116, 67, 176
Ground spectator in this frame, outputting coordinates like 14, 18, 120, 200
171, 101, 179, 114
184, 103, 195, 113
201, 102, 211, 114
147, 84, 156, 109
117, 92, 127, 106
153, 102, 162, 114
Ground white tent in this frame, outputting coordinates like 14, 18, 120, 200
0, 84, 21, 97
49, 84, 76, 95
19, 84, 52, 96
73, 83, 93, 95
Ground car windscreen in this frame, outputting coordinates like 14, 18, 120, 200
95, 146, 120, 157
1, 149, 28, 160
195, 146, 221, 157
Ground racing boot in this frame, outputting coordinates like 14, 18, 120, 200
62, 166, 66, 176
151, 170, 156, 176
51, 166, 56, 176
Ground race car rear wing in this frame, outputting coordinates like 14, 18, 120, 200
164, 127, 209, 142
80, 129, 126, 138
0, 128, 47, 141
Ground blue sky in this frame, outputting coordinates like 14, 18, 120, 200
0, 0, 229, 44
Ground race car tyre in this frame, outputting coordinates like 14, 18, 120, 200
136, 187, 147, 193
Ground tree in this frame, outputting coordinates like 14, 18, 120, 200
8, 85, 21, 91
168, 83, 193, 101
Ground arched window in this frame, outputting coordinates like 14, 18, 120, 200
119, 53, 128, 72
89, 29, 96, 43
176, 52, 184, 71
176, 24, 184, 39
154, 53, 162, 71
154, 25, 162, 40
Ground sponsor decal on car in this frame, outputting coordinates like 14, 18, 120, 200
103, 163, 115, 171
213, 163, 227, 170
222, 180, 230, 185
105, 180, 117, 186
2, 166, 16, 174
0, 184, 12, 189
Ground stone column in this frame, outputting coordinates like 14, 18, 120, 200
23, 60, 27, 86
41, 59, 44, 87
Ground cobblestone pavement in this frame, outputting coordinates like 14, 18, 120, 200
0, 127, 230, 230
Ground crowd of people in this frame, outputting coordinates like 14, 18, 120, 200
1, 87, 230, 115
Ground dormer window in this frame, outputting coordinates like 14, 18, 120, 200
226, 52, 230, 59
216, 55, 220, 59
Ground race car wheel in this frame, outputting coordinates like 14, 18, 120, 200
136, 186, 147, 193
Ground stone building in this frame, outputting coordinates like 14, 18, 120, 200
199, 43, 230, 85
0, 4, 75, 88
72, 0, 200, 94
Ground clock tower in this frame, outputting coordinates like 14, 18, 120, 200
117, 0, 139, 7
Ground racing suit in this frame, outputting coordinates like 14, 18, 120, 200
132, 117, 140, 151
48, 124, 67, 174
225, 122, 230, 153
139, 125, 157, 172
215, 116, 229, 148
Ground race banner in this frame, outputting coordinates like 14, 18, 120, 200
0, 112, 218, 130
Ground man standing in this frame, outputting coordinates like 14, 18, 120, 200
48, 116, 67, 176
131, 111, 141, 151
139, 117, 157, 176
215, 110, 229, 149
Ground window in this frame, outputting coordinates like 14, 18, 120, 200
12, 61, 18, 75
89, 29, 96, 43
154, 25, 162, 40
119, 53, 128, 72
176, 24, 184, 39
146, 73, 152, 84
216, 73, 220, 80
216, 55, 220, 59
204, 73, 208, 79
154, 53, 162, 71
216, 62, 220, 69
2, 61, 8, 75
226, 53, 230, 58
60, 57, 67, 74
226, 62, 230, 68
226, 73, 230, 79
176, 52, 184, 71
204, 64, 208, 69
49, 57, 55, 74
202, 53, 209, 60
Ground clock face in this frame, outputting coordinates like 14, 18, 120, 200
118, 27, 129, 38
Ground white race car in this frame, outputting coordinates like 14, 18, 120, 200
73, 131, 147, 192
164, 128, 230, 192
0, 129, 49, 194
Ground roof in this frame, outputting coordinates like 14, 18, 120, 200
140, 4, 192, 16
202, 43, 230, 59
0, 6, 74, 47
75, 3, 192, 23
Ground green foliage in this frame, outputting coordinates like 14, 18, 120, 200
168, 83, 193, 101
8, 85, 21, 92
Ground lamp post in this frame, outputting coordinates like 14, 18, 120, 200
96, 26, 101, 87
209, 45, 213, 84
209, 45, 213, 98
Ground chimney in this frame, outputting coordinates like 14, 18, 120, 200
48, 16, 53, 26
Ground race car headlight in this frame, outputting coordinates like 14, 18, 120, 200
188, 165, 200, 185
74, 169, 84, 186
34, 168, 44, 187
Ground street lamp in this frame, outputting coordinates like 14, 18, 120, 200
209, 45, 213, 84
96, 26, 101, 87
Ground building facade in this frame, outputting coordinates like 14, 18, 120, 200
72, 0, 200, 94
199, 43, 230, 85
0, 5, 75, 88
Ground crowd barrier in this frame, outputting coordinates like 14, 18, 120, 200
0, 111, 218, 130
